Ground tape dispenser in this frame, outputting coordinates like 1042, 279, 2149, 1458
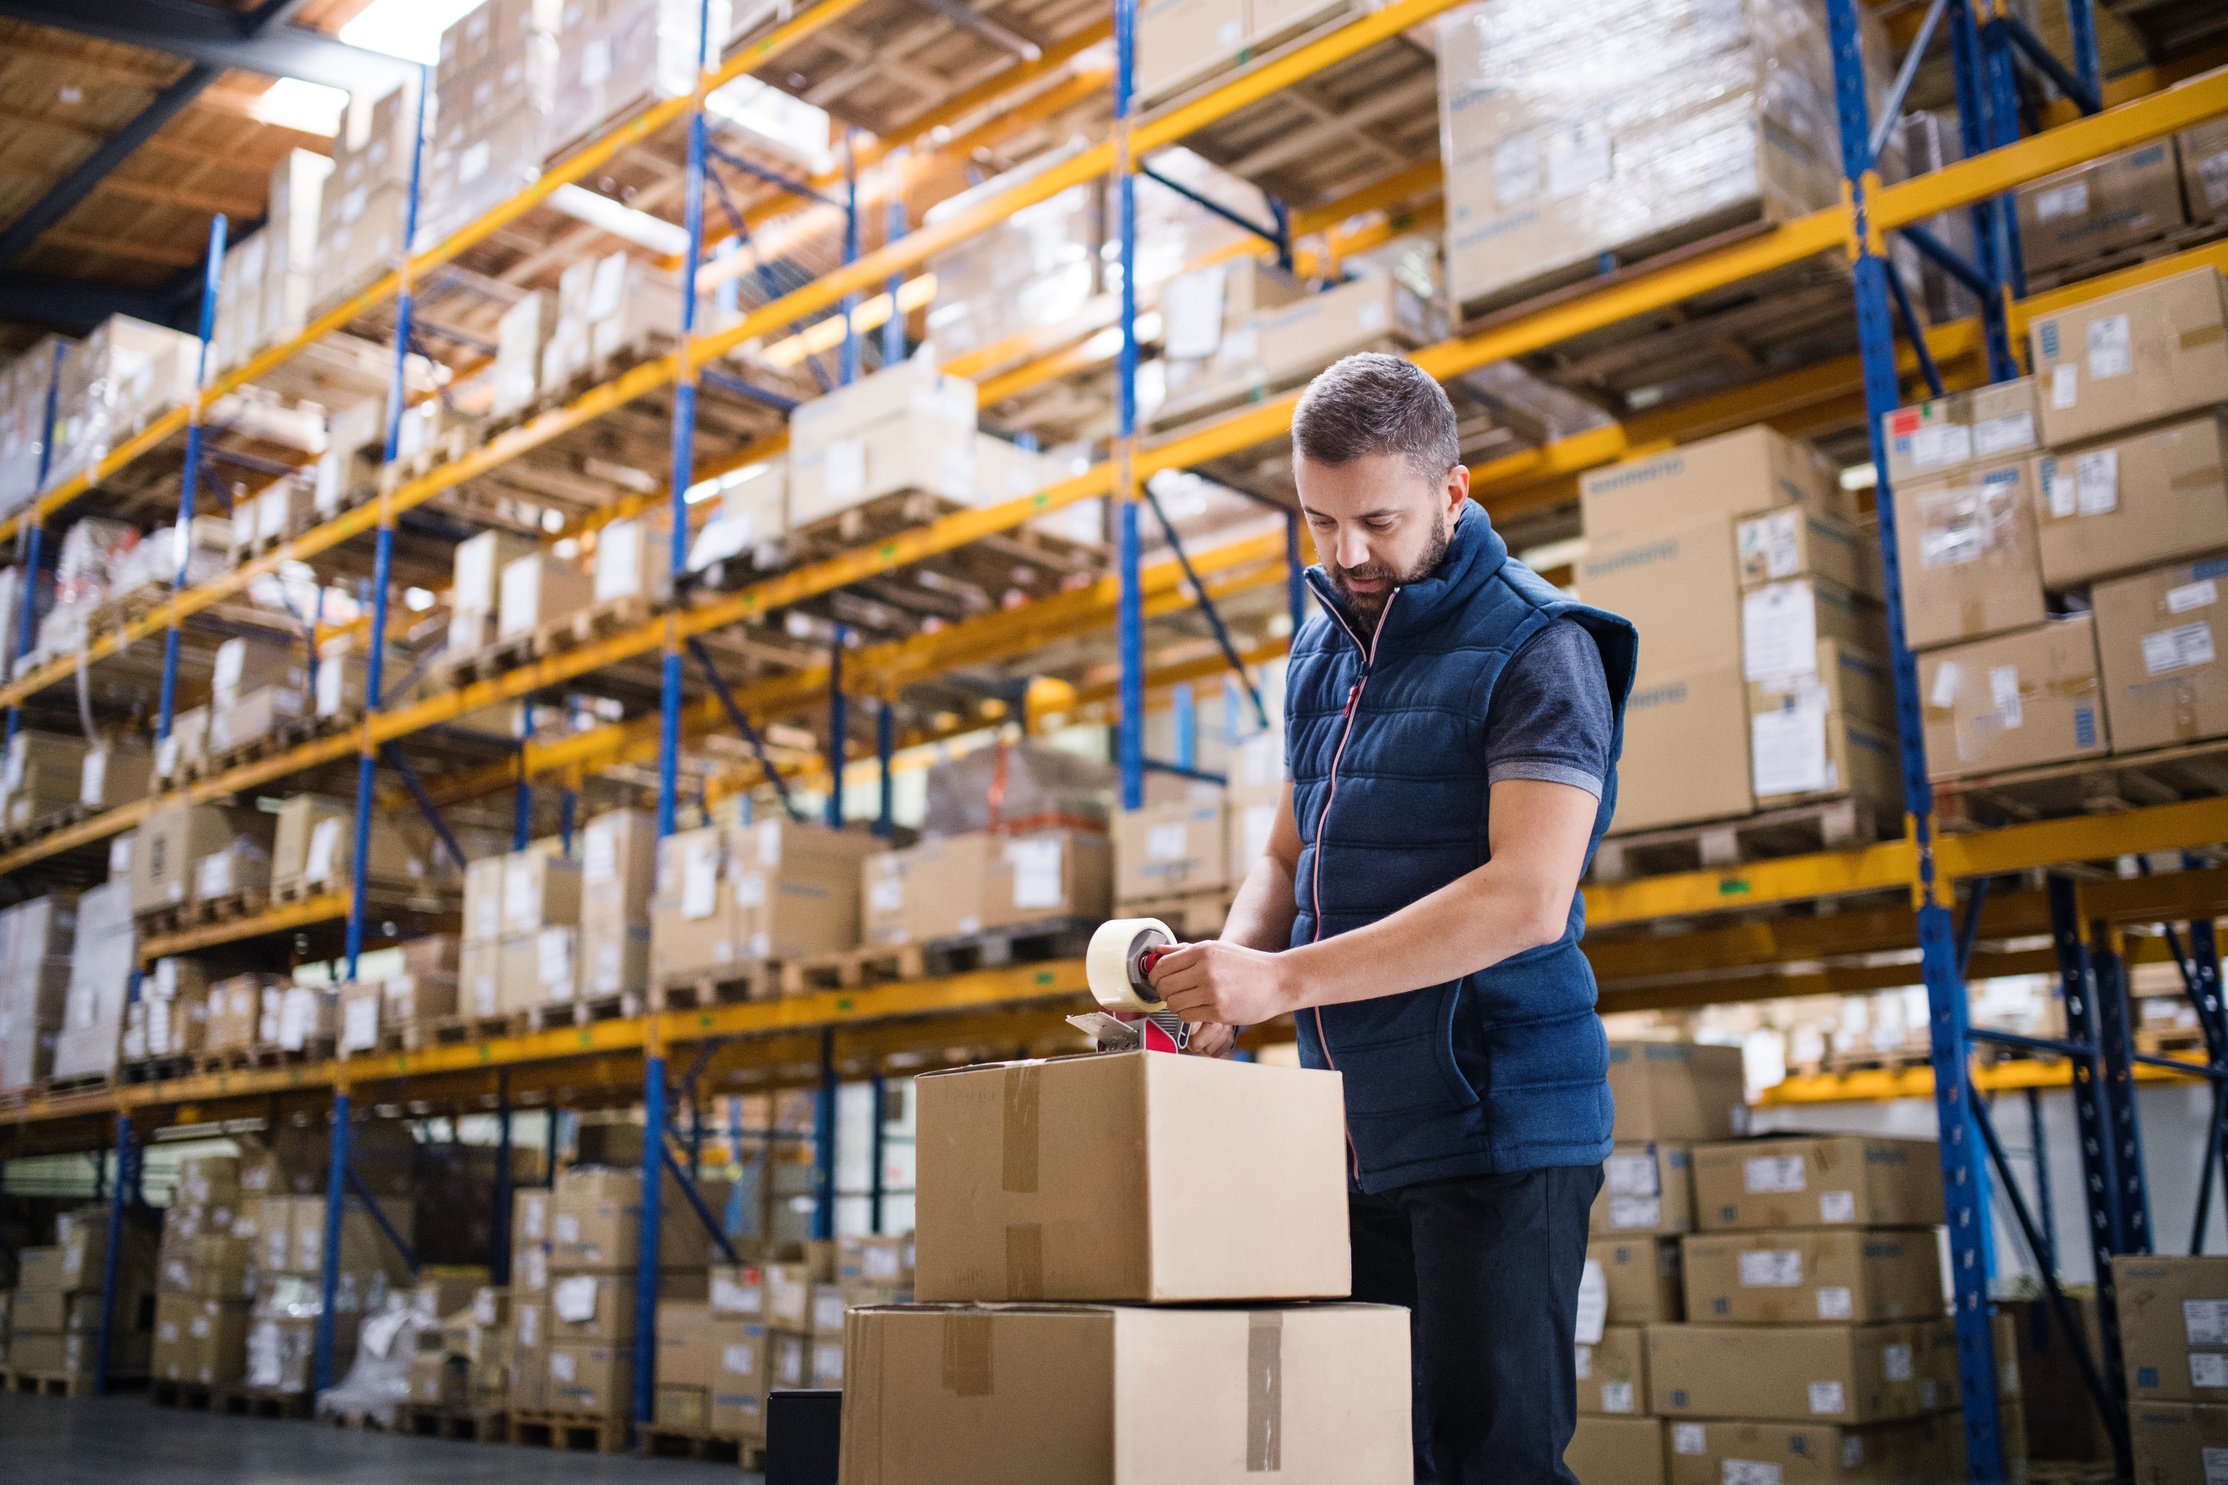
1070, 916, 1189, 1053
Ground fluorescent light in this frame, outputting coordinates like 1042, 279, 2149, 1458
340, 0, 485, 64
251, 78, 348, 136
1841, 462, 1878, 491
547, 185, 691, 256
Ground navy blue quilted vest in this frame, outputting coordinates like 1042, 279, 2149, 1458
1287, 501, 1638, 1192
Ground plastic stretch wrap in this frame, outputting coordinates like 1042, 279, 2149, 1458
51, 880, 132, 1082
0, 337, 69, 515
1436, 0, 1885, 311
315, 1301, 422, 1425
919, 739, 1115, 838
44, 317, 198, 489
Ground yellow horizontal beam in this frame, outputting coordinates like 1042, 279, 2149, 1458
138, 891, 352, 962
1761, 1052, 2215, 1107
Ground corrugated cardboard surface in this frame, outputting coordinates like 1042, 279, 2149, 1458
1647, 1319, 1948, 1424
1917, 615, 2109, 778
1895, 460, 2048, 651
1662, 1417, 1951, 1483
1607, 1043, 1749, 1144
2112, 1254, 2228, 1406
913, 1053, 1349, 1304
2093, 555, 2228, 753
1569, 1415, 1667, 1485
837, 1303, 1410, 1484
1580, 427, 1845, 543
2129, 1402, 2228, 1485
1591, 1143, 1695, 1237
1577, 1325, 1651, 1417
2033, 414, 2228, 587
2015, 141, 2185, 273
1882, 377, 2040, 487
1690, 1136, 1945, 1231
2029, 267, 2228, 447
1612, 661, 1753, 833
1681, 1228, 1945, 1324
1589, 1236, 1686, 1326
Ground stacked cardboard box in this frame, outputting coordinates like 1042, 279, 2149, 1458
498, 548, 596, 646
536, 250, 690, 393
240, 1193, 415, 1393
1151, 268, 1431, 425
577, 809, 656, 998
862, 827, 1112, 947
2015, 142, 2186, 277
447, 530, 538, 665
338, 936, 463, 1054
840, 1051, 1410, 1481
206, 634, 311, 759
2115, 1254, 2228, 1479
125, 956, 211, 1065
10, 1208, 157, 1383
270, 793, 438, 902
78, 734, 154, 813
52, 872, 133, 1081
458, 839, 583, 1018
1578, 427, 1855, 831
0, 893, 77, 1092
45, 316, 200, 489
1, 729, 87, 829
406, 1281, 508, 1414
1136, 0, 1348, 104
419, 0, 546, 246
152, 1155, 252, 1387
648, 818, 880, 988
315, 84, 417, 310
788, 356, 979, 530
130, 799, 274, 922
1113, 778, 1229, 908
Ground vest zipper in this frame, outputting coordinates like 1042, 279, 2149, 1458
1309, 588, 1395, 1184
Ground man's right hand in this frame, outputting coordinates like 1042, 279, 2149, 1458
1186, 1022, 1237, 1059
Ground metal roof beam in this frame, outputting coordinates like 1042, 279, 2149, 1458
0, 0, 416, 93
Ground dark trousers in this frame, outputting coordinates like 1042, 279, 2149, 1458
1350, 1164, 1604, 1485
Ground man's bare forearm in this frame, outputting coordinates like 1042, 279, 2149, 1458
1218, 852, 1298, 951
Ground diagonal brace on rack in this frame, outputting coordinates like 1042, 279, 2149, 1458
659, 1139, 739, 1263
706, 142, 843, 209
1136, 163, 1290, 262
686, 637, 805, 821
698, 366, 799, 414
379, 743, 470, 871
1884, 267, 1946, 399
1140, 486, 1270, 728
703, 164, 837, 395
1989, 14, 2100, 117
344, 1163, 420, 1275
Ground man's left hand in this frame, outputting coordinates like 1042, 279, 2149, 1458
1147, 941, 1299, 1027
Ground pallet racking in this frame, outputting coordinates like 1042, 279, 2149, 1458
0, 0, 2222, 1475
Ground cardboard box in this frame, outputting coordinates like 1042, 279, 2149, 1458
764, 1263, 815, 1331
2033, 414, 2228, 587
1681, 1229, 1944, 1325
1590, 1237, 1685, 1326
451, 529, 539, 616
788, 354, 975, 460
789, 408, 978, 526
835, 1235, 914, 1287
1661, 1418, 1932, 1484
2113, 1255, 2228, 1405
1894, 459, 2048, 650
548, 1341, 630, 1416
1917, 615, 2109, 778
2029, 266, 2228, 446
1612, 662, 1753, 834
913, 1052, 1349, 1303
1882, 378, 2041, 486
548, 1166, 732, 1273
2129, 1402, 2228, 1485
1593, 1143, 1695, 1236
1580, 426, 1846, 543
498, 553, 595, 642
1114, 791, 1230, 901
1741, 580, 1884, 685
581, 808, 659, 927
708, 1320, 771, 1437
1749, 691, 1901, 808
1577, 1325, 1650, 1417
132, 801, 267, 914
2094, 556, 2228, 753
1253, 274, 1429, 385
2185, 120, 2228, 224
866, 830, 1114, 945
1690, 1137, 1945, 1231
2015, 141, 2184, 275
1225, 783, 1282, 887
1580, 513, 1743, 677
1647, 1321, 1940, 1424
1568, 1416, 1666, 1485
549, 1271, 638, 1342
709, 1264, 765, 1318
835, 1303, 1410, 1485
654, 1384, 706, 1431
458, 939, 501, 1019
1136, 0, 1245, 104
1607, 1042, 1750, 1143
1735, 508, 1881, 598
503, 849, 582, 936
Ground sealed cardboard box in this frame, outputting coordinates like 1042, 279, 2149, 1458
763, 1263, 814, 1330
1580, 426, 1846, 543
548, 1166, 732, 1273
1225, 782, 1282, 886
1648, 1321, 1937, 1424
654, 1299, 719, 1389
547, 1341, 630, 1416
549, 1271, 637, 1342
1607, 1043, 1749, 1143
1749, 689, 1900, 807
2113, 1254, 2228, 1405
913, 1052, 1349, 1303
836, 1234, 913, 1287
1882, 378, 2040, 486
2034, 414, 2228, 587
498, 553, 595, 642
1590, 1237, 1684, 1326
1894, 460, 2047, 650
1662, 1418, 1931, 1484
709, 1263, 765, 1318
2094, 556, 2228, 753
1682, 1229, 1944, 1324
836, 1303, 1410, 1485
1611, 663, 1752, 834
581, 808, 659, 928
2186, 120, 2228, 224
2029, 267, 2228, 446
1579, 514, 1743, 676
1741, 580, 1885, 685
1253, 273, 1429, 386
1114, 791, 1229, 901
1691, 1136, 1945, 1232
1568, 1416, 1667, 1485
503, 849, 582, 936
1135, 0, 1245, 107
1592, 1143, 1695, 1236
1918, 615, 2109, 778
709, 1320, 771, 1437
2129, 1402, 2228, 1485
2016, 141, 2185, 275
1577, 1325, 1650, 1416
1735, 507, 1881, 598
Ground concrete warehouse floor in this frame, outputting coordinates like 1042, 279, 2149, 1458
0, 1392, 762, 1485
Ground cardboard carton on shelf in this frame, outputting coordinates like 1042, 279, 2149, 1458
1576, 1324, 1650, 1417
1568, 1416, 1667, 1485
2111, 1254, 2228, 1406
1881, 377, 2040, 487
835, 1303, 1411, 1484
1681, 1228, 1945, 1325
1607, 1042, 1750, 1143
1579, 426, 1848, 545
1734, 507, 1881, 599
1580, 511, 1746, 675
1589, 1237, 1685, 1326
1917, 615, 2110, 779
1591, 1143, 1695, 1237
2184, 119, 2228, 224
1893, 458, 2048, 650
2092, 555, 2228, 754
1689, 1136, 1946, 1231
1114, 787, 1231, 903
2028, 266, 2228, 447
2032, 413, 2228, 588
2129, 1402, 2228, 1485
2014, 140, 2186, 276
1135, 0, 1245, 106
1647, 1319, 1945, 1424
1662, 1417, 1943, 1484
913, 1052, 1349, 1304
1606, 661, 1753, 835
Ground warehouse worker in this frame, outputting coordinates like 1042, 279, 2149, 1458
1148, 352, 1637, 1485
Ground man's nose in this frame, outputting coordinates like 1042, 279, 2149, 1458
1334, 527, 1372, 570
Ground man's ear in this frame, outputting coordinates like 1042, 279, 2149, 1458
1446, 462, 1472, 517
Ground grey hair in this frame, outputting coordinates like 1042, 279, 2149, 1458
1291, 352, 1461, 481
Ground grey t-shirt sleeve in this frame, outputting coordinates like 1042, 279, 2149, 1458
1484, 618, 1615, 798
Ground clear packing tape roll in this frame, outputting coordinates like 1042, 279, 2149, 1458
1085, 917, 1178, 1013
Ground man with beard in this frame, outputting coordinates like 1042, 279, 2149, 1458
1147, 353, 1638, 1483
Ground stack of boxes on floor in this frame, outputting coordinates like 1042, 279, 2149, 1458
863, 742, 1113, 953
0, 893, 77, 1095
152, 1155, 250, 1388
461, 838, 584, 1019
838, 1050, 1413, 1479
1902, 266, 2228, 780
1579, 428, 1892, 835
2117, 1254, 2228, 1483
404, 1277, 507, 1414
8, 1207, 158, 1384
648, 814, 879, 993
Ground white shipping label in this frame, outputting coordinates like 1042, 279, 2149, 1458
1673, 1424, 1707, 1456
552, 1213, 580, 1243
1742, 583, 1822, 682
1607, 1196, 1662, 1230
1746, 1155, 1807, 1193
1816, 1286, 1854, 1319
863, 1247, 900, 1280
2198, 150, 2228, 209
2089, 314, 2133, 379
2040, 458, 2076, 519
316, 657, 344, 718
1005, 837, 1066, 911
681, 845, 718, 920
1600, 1381, 1635, 1414
2075, 448, 2119, 514
868, 876, 903, 913
1739, 510, 1802, 580
1973, 411, 2036, 458
1723, 1463, 1783, 1485
307, 817, 340, 885
1575, 1260, 1607, 1346
1493, 130, 1542, 205
757, 819, 782, 866
584, 823, 616, 885
552, 1275, 599, 1323
504, 854, 534, 927
824, 438, 866, 506
2203, 1445, 2228, 1485
549, 1350, 576, 1382
1843, 1438, 1866, 1468
1808, 1381, 1846, 1415
1215, 17, 1240, 43
1989, 664, 2025, 728
1545, 119, 1612, 199
1907, 423, 1972, 472
1752, 690, 1832, 799
537, 932, 572, 994
342, 996, 376, 1051
1146, 822, 1191, 862
80, 748, 106, 805
722, 1343, 758, 1376
2186, 1299, 2228, 1345
813, 1290, 846, 1330
2144, 622, 2216, 676
1739, 1250, 1804, 1288
2192, 1353, 2228, 1389
2052, 362, 2079, 409
2169, 579, 2221, 614
1575, 1344, 1592, 1380
2035, 180, 2091, 221
733, 872, 766, 908
1883, 1343, 1915, 1382
1819, 1190, 1857, 1223
1606, 1151, 1662, 1197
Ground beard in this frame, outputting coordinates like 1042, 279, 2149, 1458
1332, 511, 1452, 633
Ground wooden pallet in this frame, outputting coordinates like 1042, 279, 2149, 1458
193, 1040, 334, 1076
182, 726, 300, 781
398, 1405, 509, 1443
121, 1056, 195, 1085
216, 1386, 314, 1419
1591, 795, 1897, 884
640, 1427, 748, 1463
397, 1011, 513, 1051
148, 1378, 219, 1410
564, 594, 655, 647
508, 1409, 631, 1453
520, 992, 640, 1035
2025, 219, 2228, 293
323, 1405, 401, 1431
650, 964, 779, 1008
3, 1368, 98, 1397
1934, 736, 2228, 837
39, 1069, 118, 1097
917, 915, 1101, 976
775, 942, 933, 996
183, 887, 272, 926
784, 488, 1100, 591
